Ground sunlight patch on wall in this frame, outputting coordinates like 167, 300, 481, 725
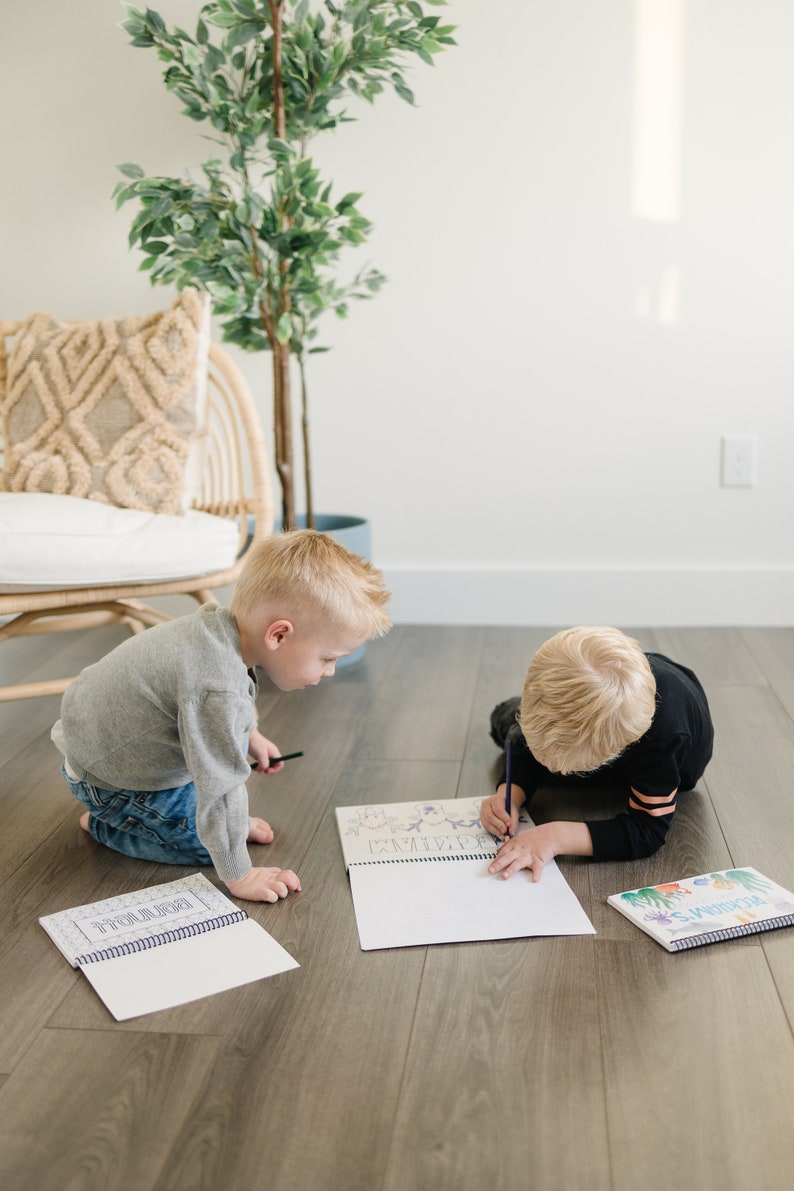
630, 0, 685, 224
633, 263, 680, 324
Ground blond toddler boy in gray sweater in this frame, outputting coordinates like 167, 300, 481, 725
52, 530, 391, 903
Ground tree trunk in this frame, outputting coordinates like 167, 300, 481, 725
271, 1, 286, 139
299, 354, 314, 529
268, 0, 296, 529
272, 339, 294, 530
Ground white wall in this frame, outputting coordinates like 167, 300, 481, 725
2, 0, 792, 624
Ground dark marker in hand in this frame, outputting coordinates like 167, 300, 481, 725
504, 740, 512, 840
250, 750, 304, 770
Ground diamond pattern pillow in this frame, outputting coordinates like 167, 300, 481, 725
2, 288, 208, 515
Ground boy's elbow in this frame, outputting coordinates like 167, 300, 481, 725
630, 833, 665, 860
587, 811, 672, 862
629, 815, 673, 859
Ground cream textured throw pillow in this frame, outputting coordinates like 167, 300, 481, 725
3, 289, 208, 515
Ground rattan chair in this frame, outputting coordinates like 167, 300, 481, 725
0, 324, 274, 701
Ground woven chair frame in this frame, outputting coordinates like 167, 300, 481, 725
0, 320, 274, 700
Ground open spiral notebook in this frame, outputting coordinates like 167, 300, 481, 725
335, 796, 595, 950
40, 873, 299, 1019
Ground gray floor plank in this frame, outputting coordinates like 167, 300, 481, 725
650, 625, 769, 686
383, 937, 610, 1191
2, 624, 794, 1191
597, 941, 794, 1191
352, 625, 486, 762
0, 726, 77, 881
705, 685, 794, 884
0, 1028, 219, 1191
738, 626, 794, 722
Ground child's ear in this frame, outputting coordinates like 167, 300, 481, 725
264, 619, 294, 650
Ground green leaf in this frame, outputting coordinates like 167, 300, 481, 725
182, 43, 202, 69
244, 90, 261, 116
227, 20, 259, 49
205, 44, 226, 72
204, 11, 238, 29
393, 78, 415, 105
118, 161, 144, 179
276, 312, 293, 344
336, 191, 363, 213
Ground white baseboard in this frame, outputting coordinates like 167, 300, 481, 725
382, 567, 794, 626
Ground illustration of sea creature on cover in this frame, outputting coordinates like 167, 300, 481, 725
619, 869, 794, 941
342, 801, 483, 837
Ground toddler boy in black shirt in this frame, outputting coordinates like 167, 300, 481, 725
481, 626, 714, 881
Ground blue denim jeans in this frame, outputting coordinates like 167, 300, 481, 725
63, 764, 213, 867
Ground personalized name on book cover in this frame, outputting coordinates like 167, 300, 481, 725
608, 867, 794, 952
335, 796, 595, 951
40, 873, 299, 1020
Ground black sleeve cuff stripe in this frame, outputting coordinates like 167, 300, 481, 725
629, 790, 678, 809
629, 802, 677, 819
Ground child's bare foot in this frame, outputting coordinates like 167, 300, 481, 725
247, 817, 274, 844
79, 812, 91, 833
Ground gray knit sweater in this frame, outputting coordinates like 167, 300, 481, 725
59, 604, 256, 882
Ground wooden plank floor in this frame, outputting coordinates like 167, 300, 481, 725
1, 623, 793, 1190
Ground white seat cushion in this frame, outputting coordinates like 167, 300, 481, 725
0, 492, 239, 591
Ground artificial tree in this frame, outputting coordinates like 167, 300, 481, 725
115, 0, 454, 529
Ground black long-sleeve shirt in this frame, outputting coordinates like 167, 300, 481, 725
498, 653, 714, 862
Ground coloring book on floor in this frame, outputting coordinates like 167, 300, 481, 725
40, 872, 299, 1019
335, 796, 595, 950
608, 867, 794, 951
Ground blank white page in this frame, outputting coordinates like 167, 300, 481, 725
347, 856, 595, 950
81, 918, 299, 1020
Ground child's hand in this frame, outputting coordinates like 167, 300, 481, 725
247, 817, 275, 844
488, 824, 557, 883
248, 729, 284, 773
226, 866, 301, 903
480, 790, 520, 841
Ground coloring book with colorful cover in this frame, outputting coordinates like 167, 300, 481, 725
335, 796, 595, 951
607, 867, 794, 952
40, 872, 299, 1020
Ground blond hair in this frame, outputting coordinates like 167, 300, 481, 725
230, 529, 392, 640
520, 626, 656, 774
